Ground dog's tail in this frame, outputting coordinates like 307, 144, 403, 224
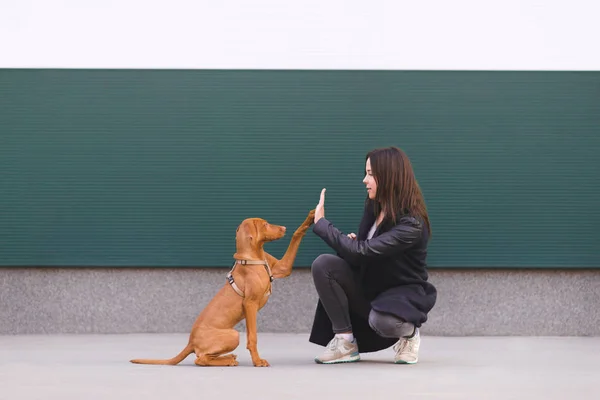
130, 343, 194, 366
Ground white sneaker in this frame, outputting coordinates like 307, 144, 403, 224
314, 336, 360, 364
393, 328, 420, 364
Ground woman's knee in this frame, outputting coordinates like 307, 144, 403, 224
368, 310, 391, 337
311, 253, 344, 279
368, 310, 415, 338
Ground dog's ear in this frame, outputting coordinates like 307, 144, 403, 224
236, 220, 255, 242
251, 219, 262, 241
253, 219, 269, 241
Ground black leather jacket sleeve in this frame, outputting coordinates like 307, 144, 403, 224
312, 216, 422, 263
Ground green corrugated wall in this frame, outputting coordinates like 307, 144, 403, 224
1, 69, 598, 268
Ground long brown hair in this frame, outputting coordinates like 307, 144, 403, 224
366, 146, 431, 235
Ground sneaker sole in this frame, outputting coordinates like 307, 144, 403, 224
394, 358, 418, 364
314, 353, 360, 364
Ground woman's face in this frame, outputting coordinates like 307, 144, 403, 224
363, 158, 377, 200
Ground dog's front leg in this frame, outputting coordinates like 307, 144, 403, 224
242, 297, 269, 367
270, 209, 315, 279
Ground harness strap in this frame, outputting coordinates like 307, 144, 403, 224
226, 259, 273, 298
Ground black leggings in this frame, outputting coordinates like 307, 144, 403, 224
311, 253, 415, 338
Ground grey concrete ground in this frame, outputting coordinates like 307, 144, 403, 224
0, 333, 599, 400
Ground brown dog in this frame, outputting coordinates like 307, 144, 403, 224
130, 209, 315, 367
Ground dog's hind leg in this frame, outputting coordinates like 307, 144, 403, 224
194, 328, 240, 367
195, 353, 239, 366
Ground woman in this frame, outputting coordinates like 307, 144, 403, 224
309, 146, 437, 364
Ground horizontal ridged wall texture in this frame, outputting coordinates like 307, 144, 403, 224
1, 69, 598, 267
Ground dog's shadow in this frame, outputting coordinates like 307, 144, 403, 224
157, 358, 392, 368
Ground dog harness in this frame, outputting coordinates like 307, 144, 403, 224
226, 259, 273, 298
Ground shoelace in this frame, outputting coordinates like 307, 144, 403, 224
327, 337, 341, 350
393, 338, 414, 354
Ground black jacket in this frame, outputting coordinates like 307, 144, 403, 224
308, 201, 437, 353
